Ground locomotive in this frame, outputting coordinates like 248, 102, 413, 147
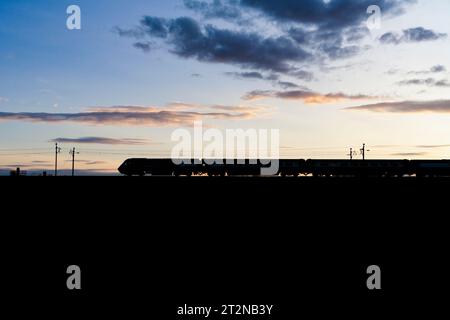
118, 158, 450, 177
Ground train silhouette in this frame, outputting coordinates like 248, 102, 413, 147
118, 158, 450, 177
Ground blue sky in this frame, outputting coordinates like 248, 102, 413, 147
1, 0, 450, 174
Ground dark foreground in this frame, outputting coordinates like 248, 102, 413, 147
2, 176, 449, 317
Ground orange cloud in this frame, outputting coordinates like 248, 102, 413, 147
243, 90, 378, 104
0, 104, 266, 126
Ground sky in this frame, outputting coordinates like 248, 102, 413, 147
1, 0, 450, 175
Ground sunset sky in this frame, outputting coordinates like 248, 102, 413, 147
1, 0, 450, 175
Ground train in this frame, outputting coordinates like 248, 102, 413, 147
118, 158, 450, 177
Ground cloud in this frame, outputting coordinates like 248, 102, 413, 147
397, 78, 450, 87
240, 1, 410, 60
0, 97, 8, 103
133, 41, 153, 52
380, 27, 447, 45
415, 144, 450, 149
289, 69, 314, 81
3, 164, 34, 168
240, 0, 412, 29
1, 161, 56, 170
243, 89, 378, 104
277, 81, 301, 89
430, 65, 446, 73
386, 68, 401, 75
139, 16, 170, 38
407, 65, 447, 75
64, 160, 108, 165
403, 27, 447, 42
224, 71, 313, 90
50, 137, 153, 145
322, 61, 371, 73
121, 16, 312, 76
289, 27, 365, 60
0, 104, 264, 126
118, 0, 415, 80
224, 70, 311, 90
345, 27, 371, 43
390, 152, 428, 157
224, 71, 264, 79
208, 104, 267, 113
323, 45, 362, 60
346, 100, 450, 113
183, 0, 243, 21
113, 26, 146, 38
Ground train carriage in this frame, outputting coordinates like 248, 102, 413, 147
306, 160, 410, 177
278, 159, 306, 176
118, 158, 450, 177
411, 160, 450, 177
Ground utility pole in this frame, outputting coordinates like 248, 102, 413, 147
348, 148, 357, 160
69, 147, 79, 176
54, 143, 61, 176
360, 143, 370, 160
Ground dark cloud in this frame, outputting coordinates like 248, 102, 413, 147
277, 81, 300, 89
113, 26, 146, 38
133, 41, 152, 52
117, 0, 416, 82
50, 137, 152, 145
397, 78, 450, 87
224, 71, 309, 89
242, 90, 276, 101
403, 27, 447, 42
379, 32, 401, 44
240, 0, 412, 29
345, 27, 370, 43
0, 104, 262, 126
380, 27, 447, 45
435, 80, 450, 87
289, 27, 363, 60
224, 71, 310, 90
289, 69, 314, 81
243, 89, 377, 104
322, 61, 370, 73
131, 16, 312, 75
398, 78, 434, 86
140, 16, 170, 38
323, 45, 361, 60
431, 65, 446, 73
183, 0, 243, 21
224, 71, 264, 79
264, 74, 279, 81
346, 100, 450, 113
